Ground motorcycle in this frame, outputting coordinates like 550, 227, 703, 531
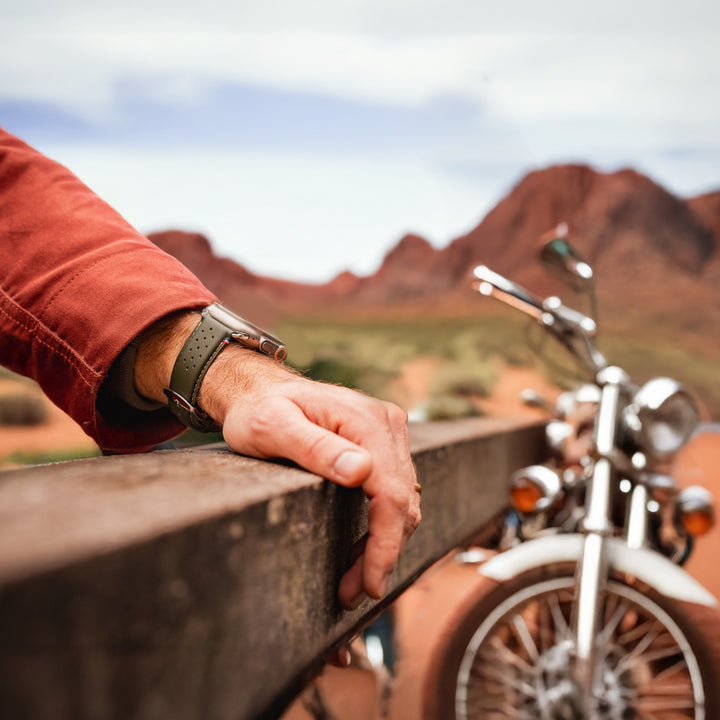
423, 228, 720, 719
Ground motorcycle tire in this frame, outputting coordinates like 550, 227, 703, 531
422, 562, 720, 720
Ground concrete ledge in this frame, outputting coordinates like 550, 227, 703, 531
0, 417, 545, 720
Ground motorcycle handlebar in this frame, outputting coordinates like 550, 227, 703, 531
543, 297, 597, 337
473, 264, 606, 372
473, 265, 544, 320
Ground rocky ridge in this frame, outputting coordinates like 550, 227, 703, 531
148, 164, 720, 350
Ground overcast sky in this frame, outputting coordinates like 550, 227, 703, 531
2, 1, 719, 281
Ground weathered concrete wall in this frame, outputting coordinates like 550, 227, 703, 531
0, 417, 545, 720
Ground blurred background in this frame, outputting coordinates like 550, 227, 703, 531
1, 0, 719, 282
2, 7, 720, 718
0, 0, 720, 463
1, 1, 719, 465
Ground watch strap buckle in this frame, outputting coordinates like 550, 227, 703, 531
164, 387, 222, 434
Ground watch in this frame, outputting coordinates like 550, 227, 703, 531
164, 303, 287, 432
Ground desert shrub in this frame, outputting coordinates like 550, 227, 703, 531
0, 391, 47, 426
431, 361, 498, 398
303, 358, 364, 389
300, 357, 396, 398
423, 395, 483, 421
501, 341, 535, 367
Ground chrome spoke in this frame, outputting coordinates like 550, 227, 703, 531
548, 592, 571, 641
511, 613, 540, 662
481, 639, 533, 673
654, 658, 689, 680
618, 618, 658, 647
472, 661, 536, 696
599, 596, 631, 645
618, 638, 684, 673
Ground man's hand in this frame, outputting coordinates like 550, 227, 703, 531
135, 311, 421, 609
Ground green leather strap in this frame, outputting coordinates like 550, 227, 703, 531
164, 309, 231, 432
164, 303, 286, 433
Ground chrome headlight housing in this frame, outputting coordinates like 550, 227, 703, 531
623, 378, 699, 457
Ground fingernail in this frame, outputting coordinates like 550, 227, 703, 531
334, 450, 366, 481
348, 591, 367, 610
379, 573, 391, 598
338, 646, 352, 667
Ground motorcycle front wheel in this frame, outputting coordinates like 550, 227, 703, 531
423, 564, 720, 720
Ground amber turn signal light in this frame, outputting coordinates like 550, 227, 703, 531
511, 482, 545, 514
510, 465, 562, 515
677, 486, 715, 537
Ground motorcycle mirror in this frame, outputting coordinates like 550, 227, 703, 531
538, 223, 594, 292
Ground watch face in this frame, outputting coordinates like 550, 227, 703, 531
206, 302, 261, 334
206, 303, 286, 361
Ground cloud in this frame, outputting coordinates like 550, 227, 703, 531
38, 142, 507, 281
5, 0, 719, 35
1, 1, 719, 281
3, 29, 718, 152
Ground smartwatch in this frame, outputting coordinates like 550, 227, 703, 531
164, 303, 287, 432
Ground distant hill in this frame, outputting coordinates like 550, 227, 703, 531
147, 164, 720, 352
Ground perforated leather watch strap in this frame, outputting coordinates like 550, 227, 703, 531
164, 309, 233, 432
164, 304, 286, 433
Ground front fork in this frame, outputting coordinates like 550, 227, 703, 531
572, 367, 629, 714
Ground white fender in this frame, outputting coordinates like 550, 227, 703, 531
480, 534, 717, 607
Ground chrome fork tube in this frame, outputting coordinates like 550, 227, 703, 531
626, 483, 649, 550
573, 367, 628, 715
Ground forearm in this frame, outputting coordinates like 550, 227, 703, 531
0, 128, 215, 450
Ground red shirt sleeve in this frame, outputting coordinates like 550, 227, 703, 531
0, 128, 217, 451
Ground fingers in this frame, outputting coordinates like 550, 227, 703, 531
363, 495, 411, 596
220, 373, 421, 608
338, 554, 366, 609
338, 481, 421, 608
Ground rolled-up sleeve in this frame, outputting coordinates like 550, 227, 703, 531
0, 128, 216, 451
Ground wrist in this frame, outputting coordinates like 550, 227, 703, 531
137, 303, 289, 432
134, 311, 201, 405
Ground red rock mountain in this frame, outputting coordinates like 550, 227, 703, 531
147, 164, 720, 347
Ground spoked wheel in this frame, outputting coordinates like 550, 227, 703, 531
423, 566, 720, 720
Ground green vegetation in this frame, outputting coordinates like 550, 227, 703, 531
423, 394, 484, 421
277, 315, 527, 418
3, 311, 716, 469
277, 313, 720, 420
280, 314, 530, 370
598, 334, 720, 419
430, 361, 498, 399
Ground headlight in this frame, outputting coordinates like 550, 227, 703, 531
623, 378, 699, 456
